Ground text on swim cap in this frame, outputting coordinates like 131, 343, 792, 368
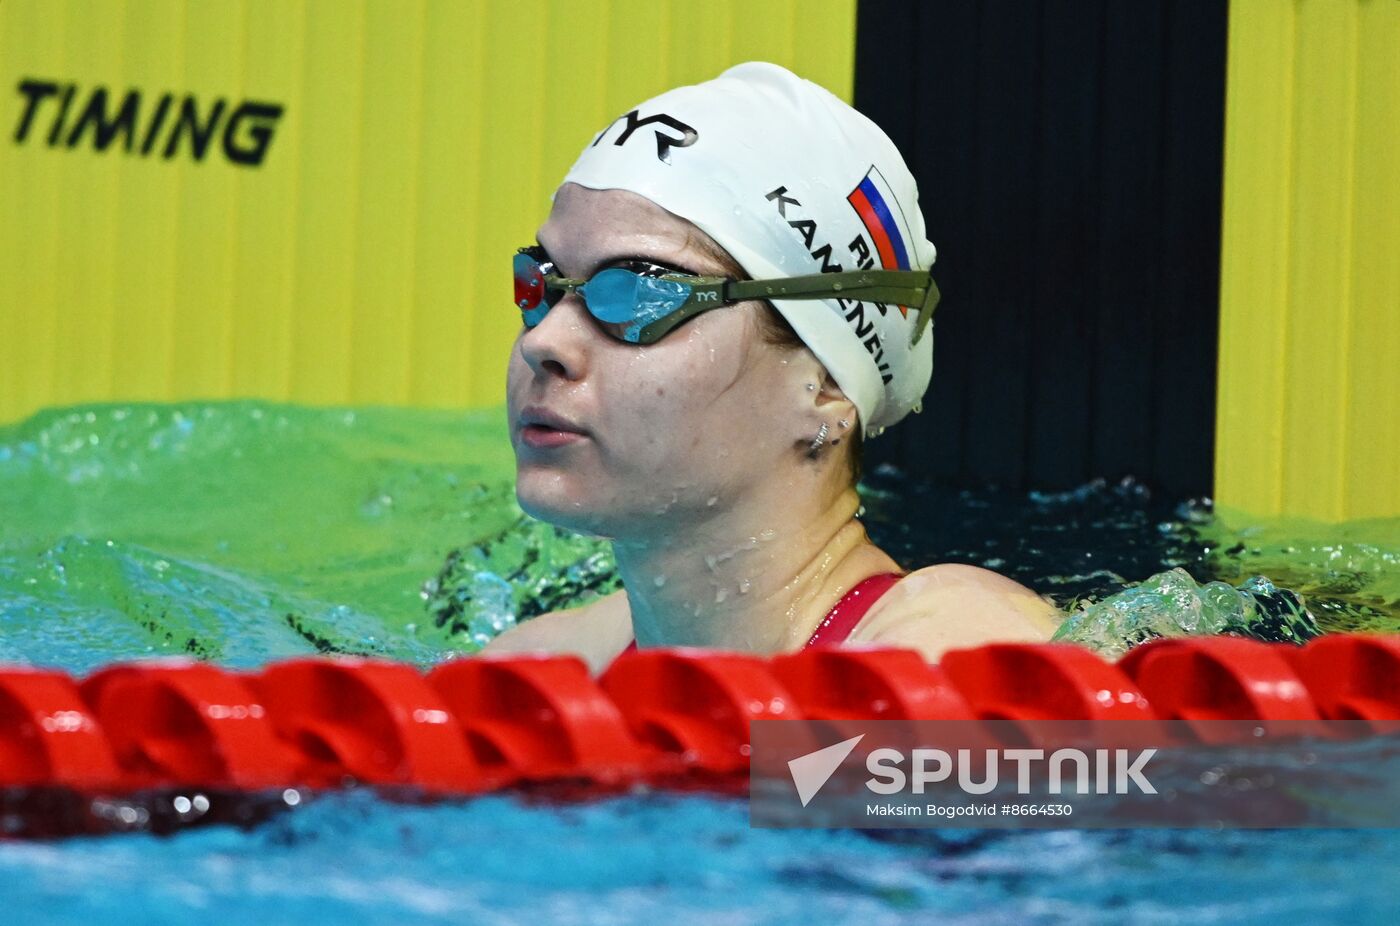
590, 108, 698, 165
766, 186, 894, 385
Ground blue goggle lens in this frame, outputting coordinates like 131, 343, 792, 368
515, 254, 695, 344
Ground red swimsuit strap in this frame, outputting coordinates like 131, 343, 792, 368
802, 572, 904, 647
620, 572, 903, 654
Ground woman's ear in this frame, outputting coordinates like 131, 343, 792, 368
774, 345, 858, 462
787, 360, 857, 463
784, 351, 850, 418
811, 372, 861, 478
813, 368, 857, 422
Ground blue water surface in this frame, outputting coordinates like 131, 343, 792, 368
3, 791, 1399, 925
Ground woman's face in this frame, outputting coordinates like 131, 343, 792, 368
507, 183, 819, 537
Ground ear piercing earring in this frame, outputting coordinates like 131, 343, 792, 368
807, 422, 830, 458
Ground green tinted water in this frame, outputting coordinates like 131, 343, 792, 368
0, 402, 614, 672
0, 401, 1395, 674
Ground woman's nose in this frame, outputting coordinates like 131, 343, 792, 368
517, 295, 593, 381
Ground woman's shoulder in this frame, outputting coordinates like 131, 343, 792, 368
479, 589, 634, 673
887, 563, 1054, 602
848, 563, 1063, 661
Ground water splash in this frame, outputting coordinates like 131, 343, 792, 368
1051, 568, 1321, 660
421, 516, 620, 647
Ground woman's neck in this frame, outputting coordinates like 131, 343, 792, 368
611, 484, 899, 652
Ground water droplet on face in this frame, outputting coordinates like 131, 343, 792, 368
715, 586, 728, 604
739, 578, 751, 594
654, 574, 667, 588
707, 496, 719, 507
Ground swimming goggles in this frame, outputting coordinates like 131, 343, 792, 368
514, 245, 941, 346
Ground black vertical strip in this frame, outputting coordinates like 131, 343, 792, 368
1026, 0, 1105, 487
1154, 0, 1226, 497
902, 0, 978, 482
960, 0, 1040, 487
853, 0, 1225, 496
1092, 1, 1166, 480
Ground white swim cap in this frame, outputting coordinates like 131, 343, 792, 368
560, 61, 936, 437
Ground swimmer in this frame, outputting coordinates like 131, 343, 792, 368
485, 62, 1061, 672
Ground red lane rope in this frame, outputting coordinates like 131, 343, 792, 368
3, 635, 1399, 794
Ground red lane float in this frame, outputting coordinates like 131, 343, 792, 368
941, 643, 1152, 721
82, 662, 293, 791
0, 669, 119, 789
428, 655, 647, 785
769, 648, 971, 720
1283, 634, 1400, 724
1, 635, 1398, 797
1118, 637, 1320, 721
253, 659, 482, 793
599, 649, 797, 774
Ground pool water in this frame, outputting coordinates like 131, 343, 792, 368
2, 401, 1399, 923
5, 791, 1400, 925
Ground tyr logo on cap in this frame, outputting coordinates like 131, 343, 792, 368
591, 108, 698, 164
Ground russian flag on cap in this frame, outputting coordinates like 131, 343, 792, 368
847, 165, 914, 273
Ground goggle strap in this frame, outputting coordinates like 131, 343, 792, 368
726, 269, 934, 305
910, 276, 941, 346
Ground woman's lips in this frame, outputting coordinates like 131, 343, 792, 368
517, 405, 589, 449
519, 424, 588, 449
